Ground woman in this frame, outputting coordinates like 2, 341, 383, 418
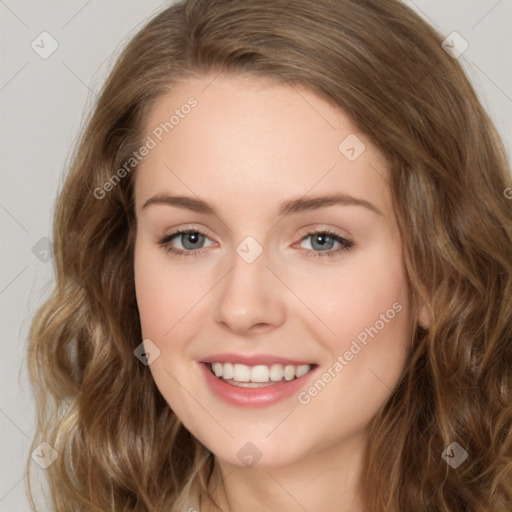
28, 0, 512, 510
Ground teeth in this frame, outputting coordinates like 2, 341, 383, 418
210, 362, 312, 383
296, 364, 310, 378
233, 363, 251, 382
251, 365, 269, 383
284, 365, 296, 381
223, 362, 234, 380
269, 364, 284, 382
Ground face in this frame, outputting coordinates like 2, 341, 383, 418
133, 73, 413, 469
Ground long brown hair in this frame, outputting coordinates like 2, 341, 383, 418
27, 0, 512, 510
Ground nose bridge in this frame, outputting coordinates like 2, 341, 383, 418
213, 236, 285, 333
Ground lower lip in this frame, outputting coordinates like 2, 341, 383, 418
199, 363, 317, 408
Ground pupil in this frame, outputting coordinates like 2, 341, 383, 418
183, 232, 203, 249
312, 233, 334, 251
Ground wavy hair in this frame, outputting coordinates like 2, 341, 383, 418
27, 0, 512, 510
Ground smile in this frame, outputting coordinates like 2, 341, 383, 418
208, 362, 313, 387
199, 358, 319, 408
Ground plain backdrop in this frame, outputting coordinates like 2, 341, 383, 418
1, 1, 511, 510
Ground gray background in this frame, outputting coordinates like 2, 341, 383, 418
1, 1, 511, 510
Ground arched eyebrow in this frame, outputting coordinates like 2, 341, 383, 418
279, 193, 383, 216
141, 192, 383, 217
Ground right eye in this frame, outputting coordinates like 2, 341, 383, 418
158, 229, 215, 256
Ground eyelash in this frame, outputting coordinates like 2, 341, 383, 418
158, 228, 354, 260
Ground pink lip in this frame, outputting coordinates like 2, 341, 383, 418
199, 353, 316, 366
198, 361, 318, 408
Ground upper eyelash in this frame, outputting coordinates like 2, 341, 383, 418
158, 228, 354, 259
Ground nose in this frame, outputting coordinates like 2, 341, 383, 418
213, 245, 286, 335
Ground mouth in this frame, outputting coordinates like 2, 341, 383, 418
204, 361, 317, 388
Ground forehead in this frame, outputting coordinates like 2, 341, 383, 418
134, 74, 391, 217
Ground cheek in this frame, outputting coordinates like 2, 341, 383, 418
134, 243, 186, 340
134, 232, 211, 324
293, 242, 410, 350
292, 261, 411, 435
305, 246, 411, 412
133, 245, 198, 403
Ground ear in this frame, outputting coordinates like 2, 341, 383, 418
418, 302, 430, 329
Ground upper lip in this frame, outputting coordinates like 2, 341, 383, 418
199, 353, 316, 366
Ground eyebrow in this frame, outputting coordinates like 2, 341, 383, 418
141, 192, 383, 217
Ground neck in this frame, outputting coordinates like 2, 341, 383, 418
201, 430, 367, 512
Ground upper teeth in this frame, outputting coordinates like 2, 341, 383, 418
211, 362, 312, 383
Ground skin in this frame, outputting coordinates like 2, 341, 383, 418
134, 74, 425, 512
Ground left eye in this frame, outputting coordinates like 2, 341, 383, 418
298, 230, 354, 255
300, 232, 341, 251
